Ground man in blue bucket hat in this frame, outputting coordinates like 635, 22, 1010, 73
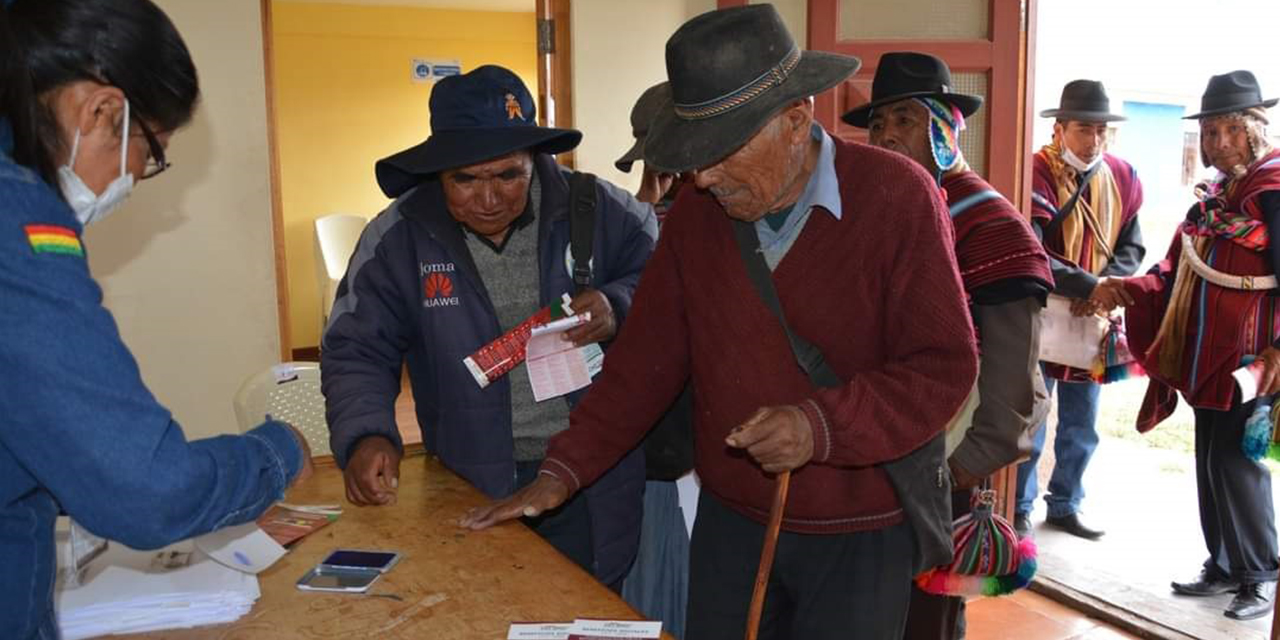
322, 65, 657, 589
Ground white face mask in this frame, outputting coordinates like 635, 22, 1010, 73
1061, 145, 1102, 173
58, 100, 135, 226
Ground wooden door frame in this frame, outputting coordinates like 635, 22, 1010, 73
536, 0, 575, 168
260, 0, 292, 362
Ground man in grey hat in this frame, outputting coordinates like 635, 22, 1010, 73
462, 6, 978, 638
1015, 79, 1146, 541
322, 64, 657, 591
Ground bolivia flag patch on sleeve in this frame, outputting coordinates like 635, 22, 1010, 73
25, 224, 84, 257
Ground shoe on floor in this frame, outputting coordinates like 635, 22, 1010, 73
1013, 513, 1032, 539
1225, 581, 1276, 620
1044, 513, 1105, 540
1171, 569, 1240, 597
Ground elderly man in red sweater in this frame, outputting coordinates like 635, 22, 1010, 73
462, 6, 977, 639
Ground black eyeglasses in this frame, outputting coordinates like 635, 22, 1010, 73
134, 118, 169, 180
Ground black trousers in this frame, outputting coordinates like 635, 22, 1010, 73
902, 489, 975, 640
1193, 400, 1279, 583
686, 491, 915, 640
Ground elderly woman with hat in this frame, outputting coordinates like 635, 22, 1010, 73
1119, 70, 1280, 621
462, 6, 978, 638
323, 64, 656, 591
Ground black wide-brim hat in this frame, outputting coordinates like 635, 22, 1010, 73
841, 52, 983, 128
1184, 70, 1279, 120
616, 82, 672, 173
643, 5, 860, 173
375, 65, 582, 199
1039, 79, 1125, 122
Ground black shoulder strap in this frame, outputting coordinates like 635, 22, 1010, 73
568, 171, 598, 294
731, 220, 841, 388
731, 219, 953, 574
1042, 159, 1103, 240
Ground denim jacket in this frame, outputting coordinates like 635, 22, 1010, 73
0, 149, 303, 638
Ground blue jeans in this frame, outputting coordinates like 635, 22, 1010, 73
1015, 366, 1101, 518
622, 480, 690, 640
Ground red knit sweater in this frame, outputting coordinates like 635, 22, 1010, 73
542, 137, 978, 534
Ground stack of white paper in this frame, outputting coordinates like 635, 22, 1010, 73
55, 540, 260, 640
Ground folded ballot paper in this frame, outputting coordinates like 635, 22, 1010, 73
508, 619, 663, 640
54, 522, 283, 639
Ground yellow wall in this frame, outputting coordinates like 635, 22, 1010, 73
271, 1, 537, 348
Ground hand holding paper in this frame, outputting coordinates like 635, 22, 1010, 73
563, 289, 616, 346
1234, 347, 1280, 403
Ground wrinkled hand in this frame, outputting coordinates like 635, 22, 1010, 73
1257, 347, 1280, 396
563, 289, 616, 346
1068, 297, 1097, 317
635, 168, 676, 205
948, 459, 982, 492
284, 424, 315, 489
343, 436, 401, 506
459, 474, 570, 530
725, 406, 814, 473
1089, 277, 1135, 313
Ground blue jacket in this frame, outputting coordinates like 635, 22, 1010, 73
322, 154, 656, 586
0, 147, 303, 638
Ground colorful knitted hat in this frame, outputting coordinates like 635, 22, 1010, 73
915, 490, 1037, 597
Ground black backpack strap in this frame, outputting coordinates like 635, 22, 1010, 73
731, 220, 839, 387
1040, 159, 1102, 241
568, 171, 598, 294
730, 217, 954, 574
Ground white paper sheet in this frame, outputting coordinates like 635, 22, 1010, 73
568, 619, 662, 639
508, 622, 575, 639
1234, 360, 1265, 404
56, 540, 259, 640
194, 522, 287, 574
1038, 294, 1109, 370
527, 313, 596, 402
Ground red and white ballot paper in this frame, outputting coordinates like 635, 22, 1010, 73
507, 620, 662, 640
463, 294, 604, 401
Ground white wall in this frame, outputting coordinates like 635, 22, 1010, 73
85, 0, 280, 440
570, 0, 696, 191
570, 1, 807, 191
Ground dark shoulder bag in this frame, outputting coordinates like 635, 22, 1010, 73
568, 171, 695, 479
731, 219, 953, 574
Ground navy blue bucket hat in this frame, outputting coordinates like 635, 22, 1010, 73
375, 65, 582, 198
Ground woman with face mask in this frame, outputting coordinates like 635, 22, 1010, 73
0, 2, 313, 637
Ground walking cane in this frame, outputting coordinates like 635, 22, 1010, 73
745, 469, 791, 640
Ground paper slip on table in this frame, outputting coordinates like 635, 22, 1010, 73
117, 452, 673, 640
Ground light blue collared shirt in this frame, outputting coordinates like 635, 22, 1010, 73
754, 123, 842, 269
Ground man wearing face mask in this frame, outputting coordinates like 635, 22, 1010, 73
1014, 79, 1146, 541
321, 65, 655, 592
1111, 70, 1280, 621
0, 2, 312, 638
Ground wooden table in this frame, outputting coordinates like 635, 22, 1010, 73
122, 453, 668, 639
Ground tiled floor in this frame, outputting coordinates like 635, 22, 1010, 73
967, 590, 1141, 639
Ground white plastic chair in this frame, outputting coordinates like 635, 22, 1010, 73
314, 213, 367, 329
233, 361, 331, 457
